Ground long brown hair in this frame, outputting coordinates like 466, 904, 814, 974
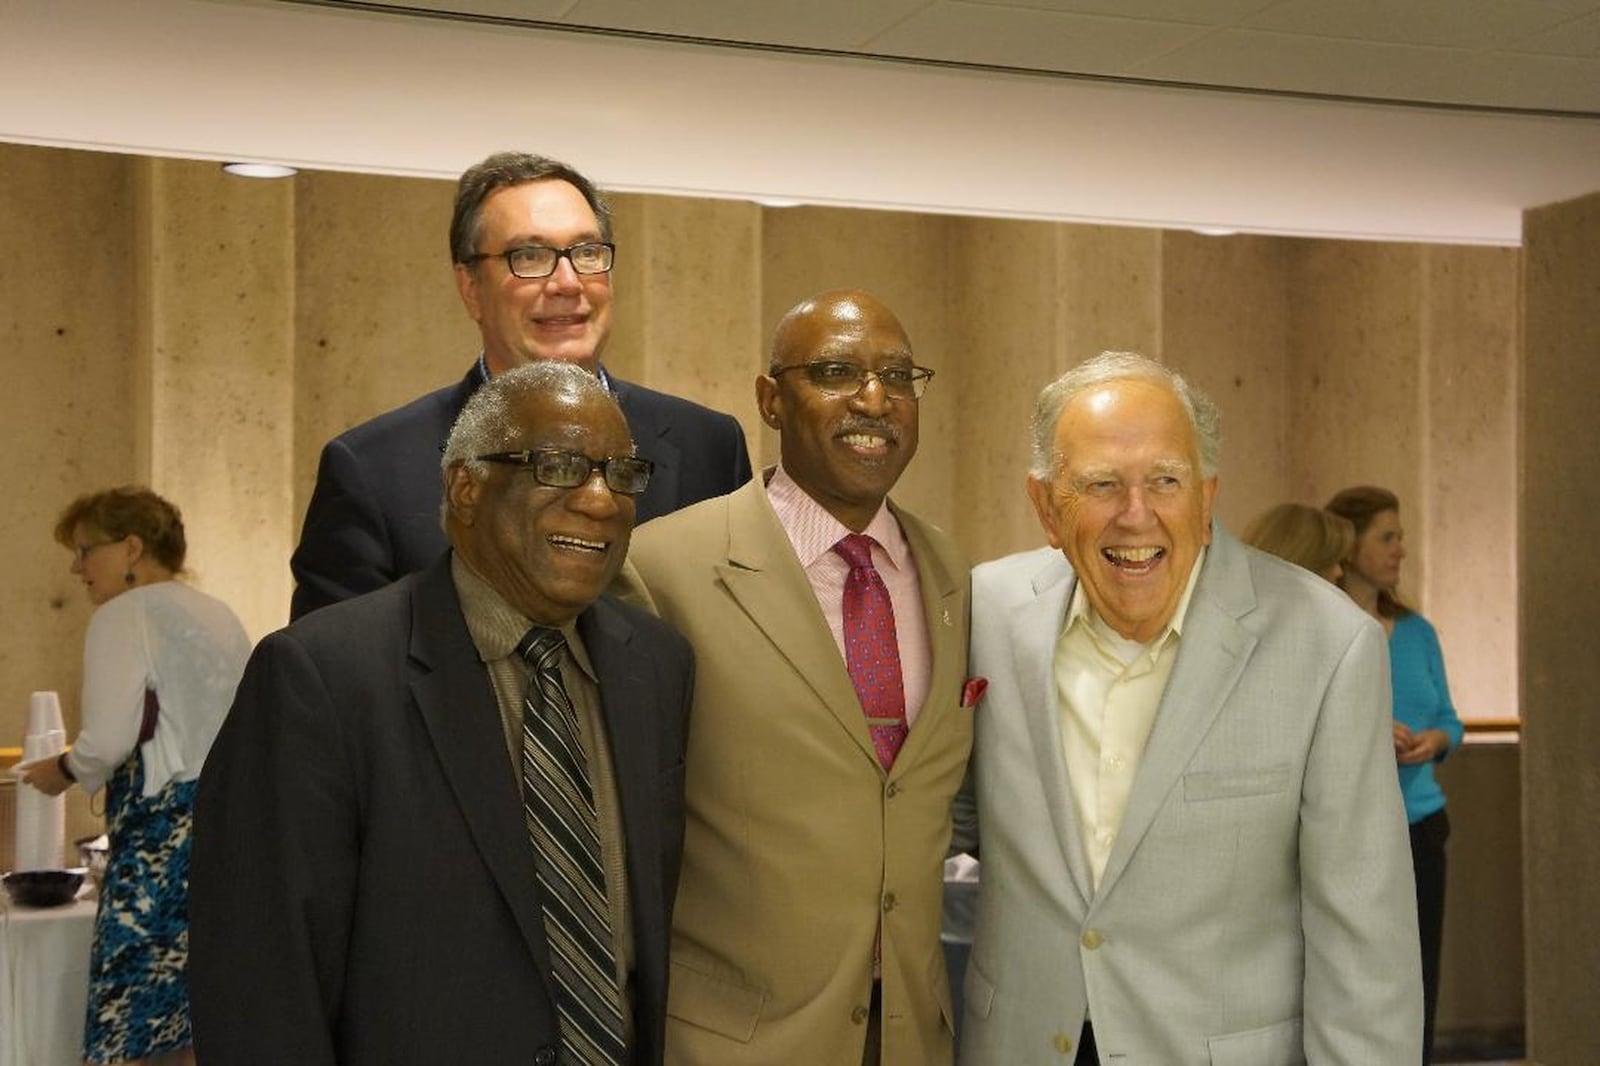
1325, 485, 1410, 618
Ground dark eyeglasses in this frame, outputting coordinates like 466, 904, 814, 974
476, 449, 653, 496
460, 241, 615, 280
769, 360, 934, 400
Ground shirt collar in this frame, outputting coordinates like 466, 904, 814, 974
1066, 545, 1208, 652
476, 351, 613, 395
765, 464, 910, 572
451, 552, 595, 680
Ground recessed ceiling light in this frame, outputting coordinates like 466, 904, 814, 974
222, 162, 298, 179
752, 197, 802, 208
1192, 226, 1237, 237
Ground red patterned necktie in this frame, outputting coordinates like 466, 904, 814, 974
834, 534, 908, 770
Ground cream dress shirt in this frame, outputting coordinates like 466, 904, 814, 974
1054, 549, 1206, 889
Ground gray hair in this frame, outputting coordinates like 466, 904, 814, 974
442, 361, 617, 482
1028, 351, 1221, 479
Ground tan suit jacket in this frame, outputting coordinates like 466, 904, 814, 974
628, 478, 972, 1066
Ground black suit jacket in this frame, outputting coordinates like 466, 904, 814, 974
190, 555, 693, 1066
289, 363, 753, 619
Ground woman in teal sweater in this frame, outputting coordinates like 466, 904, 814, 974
1327, 486, 1464, 1065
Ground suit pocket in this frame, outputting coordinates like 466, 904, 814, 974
667, 959, 767, 1043
1183, 766, 1291, 802
1206, 1016, 1303, 1064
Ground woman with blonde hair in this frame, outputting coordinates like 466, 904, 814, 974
1240, 502, 1355, 583
1327, 484, 1462, 1065
18, 486, 251, 1066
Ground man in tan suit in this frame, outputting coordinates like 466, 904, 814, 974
628, 290, 972, 1065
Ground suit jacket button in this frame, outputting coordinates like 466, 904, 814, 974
882, 891, 898, 911
852, 1005, 870, 1024
1052, 1031, 1075, 1054
1081, 928, 1104, 950
534, 1047, 557, 1065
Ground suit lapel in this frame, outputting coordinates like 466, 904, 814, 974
579, 598, 661, 873
888, 504, 963, 780
1095, 529, 1259, 900
715, 481, 882, 769
612, 377, 682, 521
1012, 554, 1097, 906
406, 557, 556, 991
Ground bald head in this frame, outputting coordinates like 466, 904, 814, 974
770, 289, 907, 372
757, 289, 923, 532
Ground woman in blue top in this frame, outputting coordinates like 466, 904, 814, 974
1327, 486, 1463, 1065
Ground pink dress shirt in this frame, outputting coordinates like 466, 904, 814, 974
765, 466, 932, 726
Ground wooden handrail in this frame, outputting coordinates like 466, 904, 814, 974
1463, 717, 1521, 737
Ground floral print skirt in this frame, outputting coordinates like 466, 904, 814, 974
83, 747, 198, 1063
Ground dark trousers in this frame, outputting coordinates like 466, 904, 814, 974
1075, 1020, 1098, 1065
862, 981, 881, 1066
1411, 808, 1450, 1065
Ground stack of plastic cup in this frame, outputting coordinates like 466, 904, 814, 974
14, 691, 67, 872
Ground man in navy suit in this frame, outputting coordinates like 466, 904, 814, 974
191, 360, 693, 1065
289, 151, 752, 619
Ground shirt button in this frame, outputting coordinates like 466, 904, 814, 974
1106, 752, 1125, 769
882, 891, 898, 911
534, 1048, 557, 1066
1082, 929, 1104, 950
852, 1005, 869, 1024
1052, 1031, 1075, 1054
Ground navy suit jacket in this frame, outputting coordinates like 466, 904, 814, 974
190, 554, 694, 1066
289, 363, 752, 619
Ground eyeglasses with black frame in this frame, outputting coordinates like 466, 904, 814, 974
769, 360, 935, 400
461, 241, 615, 280
475, 449, 653, 496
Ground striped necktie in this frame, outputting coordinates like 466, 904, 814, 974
517, 626, 627, 1064
834, 534, 908, 770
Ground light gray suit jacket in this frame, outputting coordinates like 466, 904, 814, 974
955, 528, 1422, 1065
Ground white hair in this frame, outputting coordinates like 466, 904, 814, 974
1028, 351, 1221, 480
441, 361, 614, 480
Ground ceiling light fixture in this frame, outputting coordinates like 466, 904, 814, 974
222, 162, 298, 179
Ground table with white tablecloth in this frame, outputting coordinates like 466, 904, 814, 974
0, 894, 96, 1066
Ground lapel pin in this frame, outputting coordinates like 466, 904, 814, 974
941, 609, 952, 627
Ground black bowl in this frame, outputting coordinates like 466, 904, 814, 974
2, 869, 85, 908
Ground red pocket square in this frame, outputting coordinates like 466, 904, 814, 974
961, 676, 988, 708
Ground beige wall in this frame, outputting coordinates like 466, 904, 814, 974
0, 140, 1529, 843
1521, 189, 1600, 1064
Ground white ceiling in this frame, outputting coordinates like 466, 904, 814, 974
331, 0, 1600, 115
3, 0, 1598, 245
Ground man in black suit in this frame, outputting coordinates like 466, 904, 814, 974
289, 150, 752, 619
190, 361, 694, 1066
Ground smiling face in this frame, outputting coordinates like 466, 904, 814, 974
1027, 377, 1217, 642
756, 292, 919, 532
445, 388, 634, 625
454, 179, 613, 375
1348, 508, 1405, 591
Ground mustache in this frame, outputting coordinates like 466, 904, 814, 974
835, 416, 901, 443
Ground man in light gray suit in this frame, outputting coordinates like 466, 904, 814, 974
954, 352, 1421, 1065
